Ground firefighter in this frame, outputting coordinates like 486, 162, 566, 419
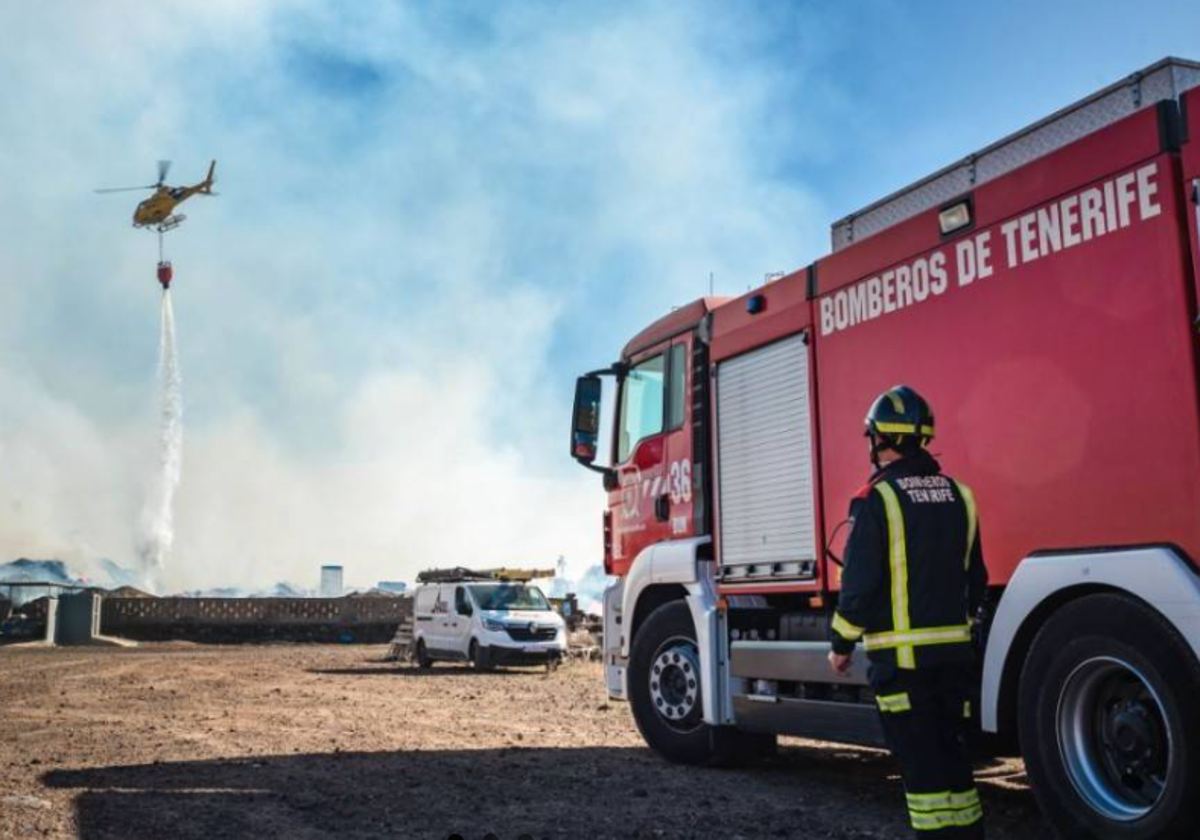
828, 385, 988, 838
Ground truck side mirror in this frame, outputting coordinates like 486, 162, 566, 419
571, 375, 603, 464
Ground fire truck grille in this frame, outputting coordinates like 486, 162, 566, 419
505, 625, 557, 642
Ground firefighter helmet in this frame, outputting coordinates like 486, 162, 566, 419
865, 385, 935, 455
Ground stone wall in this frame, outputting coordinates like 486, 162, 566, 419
100, 596, 413, 643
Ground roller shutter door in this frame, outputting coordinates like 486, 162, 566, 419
716, 333, 818, 582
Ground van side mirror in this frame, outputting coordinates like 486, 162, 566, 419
571, 375, 603, 464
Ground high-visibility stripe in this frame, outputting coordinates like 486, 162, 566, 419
908, 789, 984, 831
875, 483, 915, 668
954, 480, 978, 571
910, 804, 984, 830
876, 692, 912, 713
907, 789, 980, 812
863, 625, 971, 650
963, 700, 972, 719
831, 612, 865, 641
873, 421, 936, 437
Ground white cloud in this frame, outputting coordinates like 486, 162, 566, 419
0, 2, 824, 592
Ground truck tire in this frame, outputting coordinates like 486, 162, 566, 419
628, 599, 775, 767
1019, 593, 1200, 839
415, 639, 433, 669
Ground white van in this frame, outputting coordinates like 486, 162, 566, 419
412, 578, 566, 670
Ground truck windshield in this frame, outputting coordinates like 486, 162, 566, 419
467, 584, 550, 611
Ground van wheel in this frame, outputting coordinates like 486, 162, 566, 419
628, 599, 775, 767
470, 640, 492, 672
415, 639, 432, 669
1019, 593, 1200, 839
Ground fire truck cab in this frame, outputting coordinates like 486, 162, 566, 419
572, 58, 1200, 838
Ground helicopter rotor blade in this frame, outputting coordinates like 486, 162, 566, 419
157, 159, 172, 185
94, 185, 158, 193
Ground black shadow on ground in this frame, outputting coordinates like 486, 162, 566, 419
44, 746, 1046, 840
308, 665, 550, 677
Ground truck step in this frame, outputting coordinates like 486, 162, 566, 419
733, 694, 885, 748
731, 640, 870, 686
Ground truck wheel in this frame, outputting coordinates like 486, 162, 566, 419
1019, 593, 1200, 839
628, 599, 775, 767
415, 639, 432, 669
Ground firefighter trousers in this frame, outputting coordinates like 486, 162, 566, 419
872, 663, 984, 838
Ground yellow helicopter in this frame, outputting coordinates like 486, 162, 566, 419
95, 160, 217, 232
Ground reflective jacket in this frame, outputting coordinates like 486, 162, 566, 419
830, 450, 988, 669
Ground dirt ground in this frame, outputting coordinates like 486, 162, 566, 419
0, 644, 1052, 839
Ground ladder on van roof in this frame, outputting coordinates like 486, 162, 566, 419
415, 567, 556, 584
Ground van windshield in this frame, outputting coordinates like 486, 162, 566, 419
467, 584, 550, 612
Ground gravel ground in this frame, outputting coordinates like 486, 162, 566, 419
0, 644, 1052, 839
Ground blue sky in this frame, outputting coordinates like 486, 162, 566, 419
0, 1, 1196, 591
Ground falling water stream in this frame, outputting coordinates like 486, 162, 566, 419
137, 290, 183, 578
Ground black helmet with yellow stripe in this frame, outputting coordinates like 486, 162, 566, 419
865, 385, 934, 465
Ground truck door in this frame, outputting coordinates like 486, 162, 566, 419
610, 339, 691, 569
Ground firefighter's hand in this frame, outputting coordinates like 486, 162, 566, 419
828, 650, 853, 675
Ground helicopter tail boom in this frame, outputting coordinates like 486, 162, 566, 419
200, 160, 216, 194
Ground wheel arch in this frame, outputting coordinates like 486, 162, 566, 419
631, 584, 690, 644
618, 535, 713, 659
982, 546, 1200, 736
992, 582, 1123, 743
617, 536, 723, 725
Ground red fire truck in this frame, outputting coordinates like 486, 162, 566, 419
571, 58, 1200, 838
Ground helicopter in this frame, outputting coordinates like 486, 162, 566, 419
95, 159, 217, 233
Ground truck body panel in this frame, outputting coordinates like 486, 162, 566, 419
816, 147, 1200, 589
1184, 90, 1200, 305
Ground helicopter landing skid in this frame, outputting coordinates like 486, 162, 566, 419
154, 215, 186, 234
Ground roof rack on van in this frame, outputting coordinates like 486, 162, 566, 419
416, 567, 493, 584
415, 567, 556, 584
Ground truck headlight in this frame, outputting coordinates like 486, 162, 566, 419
483, 617, 507, 632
